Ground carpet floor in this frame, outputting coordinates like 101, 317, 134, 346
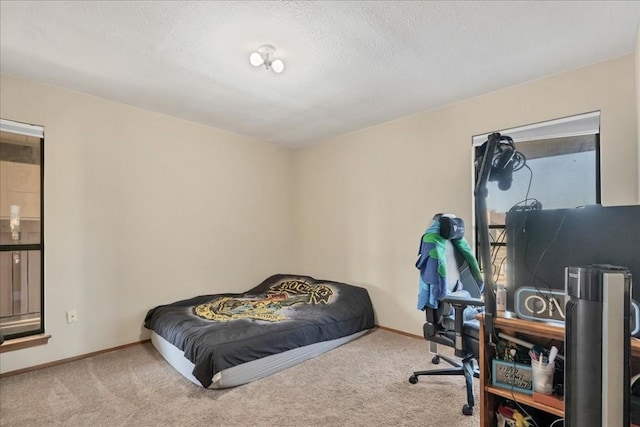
0, 328, 480, 426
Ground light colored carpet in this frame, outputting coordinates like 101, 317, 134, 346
0, 328, 480, 426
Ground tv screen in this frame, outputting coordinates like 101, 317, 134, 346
505, 204, 640, 314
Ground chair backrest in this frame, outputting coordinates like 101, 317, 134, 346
446, 242, 483, 299
439, 215, 482, 300
444, 240, 463, 291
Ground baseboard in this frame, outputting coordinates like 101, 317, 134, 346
0, 339, 150, 379
376, 324, 422, 340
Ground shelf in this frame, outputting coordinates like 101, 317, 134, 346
486, 385, 564, 417
480, 312, 640, 426
493, 312, 564, 341
484, 313, 640, 356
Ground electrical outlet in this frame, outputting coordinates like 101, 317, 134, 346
66, 309, 78, 323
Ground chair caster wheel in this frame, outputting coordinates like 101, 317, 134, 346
432, 355, 440, 364
462, 404, 473, 416
408, 375, 418, 384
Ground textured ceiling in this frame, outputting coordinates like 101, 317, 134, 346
1, 1, 639, 147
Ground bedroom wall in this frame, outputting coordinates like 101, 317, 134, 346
636, 23, 640, 200
293, 54, 639, 336
0, 74, 295, 374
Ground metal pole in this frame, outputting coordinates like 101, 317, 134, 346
474, 133, 500, 338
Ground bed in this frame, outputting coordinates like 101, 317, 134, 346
144, 274, 375, 388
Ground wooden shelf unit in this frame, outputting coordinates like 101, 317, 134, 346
478, 312, 640, 426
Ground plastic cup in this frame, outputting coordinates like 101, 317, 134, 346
532, 361, 555, 395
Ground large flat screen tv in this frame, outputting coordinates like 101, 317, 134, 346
505, 204, 640, 314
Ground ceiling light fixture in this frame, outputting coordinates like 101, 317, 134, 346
249, 44, 285, 74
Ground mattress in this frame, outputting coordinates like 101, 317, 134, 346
151, 329, 369, 388
144, 274, 375, 387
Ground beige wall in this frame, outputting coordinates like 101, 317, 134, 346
294, 54, 639, 336
0, 74, 295, 373
0, 53, 638, 373
637, 24, 640, 200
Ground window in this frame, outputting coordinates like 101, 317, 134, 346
472, 112, 601, 286
0, 119, 44, 340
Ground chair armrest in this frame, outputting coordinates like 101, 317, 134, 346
439, 294, 484, 358
440, 295, 484, 307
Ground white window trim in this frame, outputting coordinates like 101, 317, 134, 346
472, 111, 600, 146
0, 119, 44, 138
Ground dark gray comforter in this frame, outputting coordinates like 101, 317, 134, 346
144, 274, 375, 387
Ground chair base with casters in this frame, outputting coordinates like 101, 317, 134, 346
409, 343, 479, 416
409, 289, 483, 416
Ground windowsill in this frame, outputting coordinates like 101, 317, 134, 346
0, 334, 51, 353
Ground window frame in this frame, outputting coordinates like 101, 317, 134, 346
472, 112, 602, 286
0, 119, 45, 341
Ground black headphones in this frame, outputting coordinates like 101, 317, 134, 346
493, 138, 515, 169
489, 135, 521, 191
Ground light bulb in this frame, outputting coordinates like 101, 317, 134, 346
249, 52, 264, 67
271, 59, 284, 73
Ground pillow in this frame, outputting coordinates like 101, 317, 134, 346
440, 216, 465, 240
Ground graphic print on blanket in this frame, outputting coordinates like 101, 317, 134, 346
194, 280, 335, 322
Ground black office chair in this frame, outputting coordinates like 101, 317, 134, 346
409, 215, 484, 416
